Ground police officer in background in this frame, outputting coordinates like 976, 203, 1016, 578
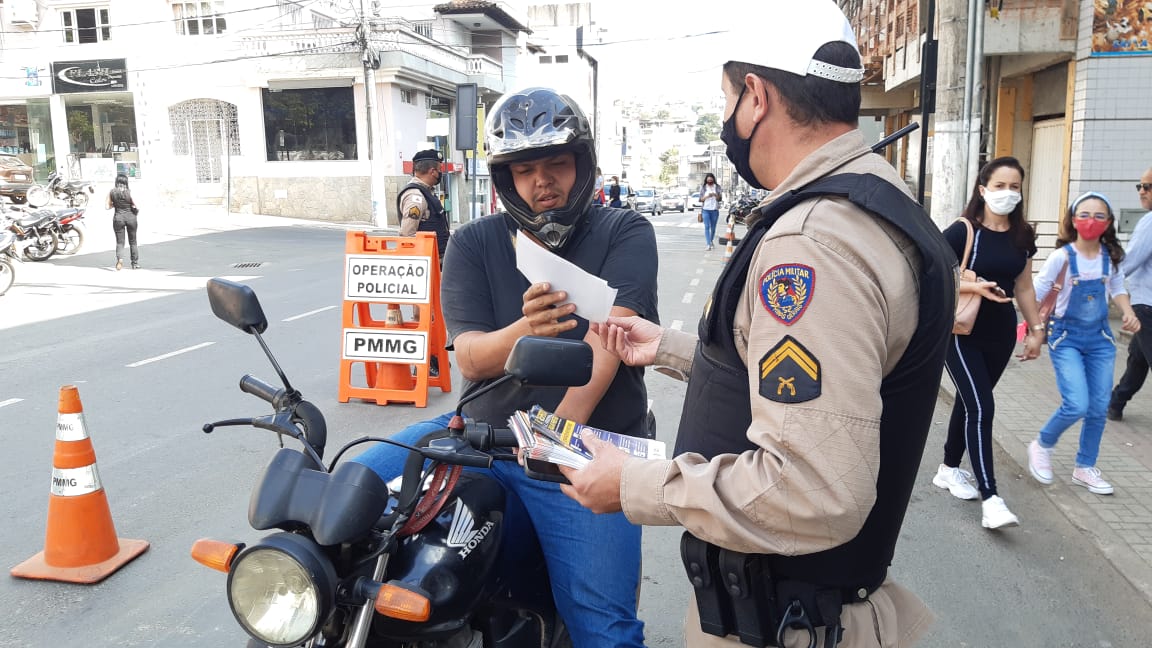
398, 149, 450, 261
559, 3, 956, 646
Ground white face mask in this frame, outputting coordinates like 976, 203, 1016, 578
983, 189, 1022, 216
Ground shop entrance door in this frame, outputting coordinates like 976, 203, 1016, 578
190, 118, 224, 199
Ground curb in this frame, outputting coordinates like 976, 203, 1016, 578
936, 375, 1152, 607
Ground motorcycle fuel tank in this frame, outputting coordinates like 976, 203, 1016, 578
372, 472, 508, 639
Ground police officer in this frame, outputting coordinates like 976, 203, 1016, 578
559, 3, 956, 647
398, 149, 450, 261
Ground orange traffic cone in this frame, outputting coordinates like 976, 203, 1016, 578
723, 217, 735, 263
365, 304, 415, 391
10, 386, 149, 584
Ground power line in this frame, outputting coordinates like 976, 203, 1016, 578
0, 40, 360, 80
0, 1, 311, 36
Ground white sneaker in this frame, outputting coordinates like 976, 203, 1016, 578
932, 464, 980, 500
1072, 467, 1114, 495
1027, 440, 1053, 485
981, 495, 1020, 529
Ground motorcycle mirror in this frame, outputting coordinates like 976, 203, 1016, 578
207, 278, 268, 334
503, 336, 592, 387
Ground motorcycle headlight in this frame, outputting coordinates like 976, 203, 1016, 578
227, 533, 337, 647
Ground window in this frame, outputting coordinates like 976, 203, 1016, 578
555, 55, 569, 63
62, 8, 111, 44
173, 2, 227, 35
262, 87, 357, 161
401, 89, 416, 105
539, 55, 552, 64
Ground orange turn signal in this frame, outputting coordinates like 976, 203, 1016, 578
190, 539, 241, 573
374, 583, 431, 622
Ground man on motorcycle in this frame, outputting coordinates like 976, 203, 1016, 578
353, 87, 657, 648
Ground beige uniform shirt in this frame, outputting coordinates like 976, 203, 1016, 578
622, 131, 933, 647
398, 178, 433, 237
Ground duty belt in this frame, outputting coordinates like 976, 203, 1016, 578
681, 533, 883, 648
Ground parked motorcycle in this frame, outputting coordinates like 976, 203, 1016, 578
0, 228, 17, 296
48, 207, 86, 255
191, 278, 585, 648
728, 194, 759, 226
2, 209, 58, 262
26, 171, 95, 208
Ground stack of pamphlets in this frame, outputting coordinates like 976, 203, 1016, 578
508, 405, 666, 469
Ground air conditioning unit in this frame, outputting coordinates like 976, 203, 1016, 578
8, 0, 41, 27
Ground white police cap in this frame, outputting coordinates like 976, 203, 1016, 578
702, 0, 864, 83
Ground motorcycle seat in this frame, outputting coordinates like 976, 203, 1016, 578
55, 208, 80, 218
16, 213, 53, 228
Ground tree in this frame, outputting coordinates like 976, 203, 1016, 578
658, 147, 679, 187
695, 113, 721, 144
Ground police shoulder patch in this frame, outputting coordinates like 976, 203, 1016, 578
758, 264, 815, 325
759, 336, 821, 403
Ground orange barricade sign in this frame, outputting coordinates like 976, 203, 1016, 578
337, 231, 451, 407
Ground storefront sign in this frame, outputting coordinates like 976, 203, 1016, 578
51, 59, 128, 93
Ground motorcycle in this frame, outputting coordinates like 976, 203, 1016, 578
0, 228, 17, 296
192, 278, 585, 648
48, 207, 86, 255
26, 171, 95, 208
727, 194, 759, 226
2, 209, 59, 262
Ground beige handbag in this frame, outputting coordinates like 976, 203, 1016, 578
953, 218, 980, 335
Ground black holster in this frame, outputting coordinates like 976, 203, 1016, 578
681, 532, 865, 648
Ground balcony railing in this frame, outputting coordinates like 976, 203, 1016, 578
238, 19, 503, 79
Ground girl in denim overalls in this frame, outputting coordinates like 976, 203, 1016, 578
1028, 192, 1141, 495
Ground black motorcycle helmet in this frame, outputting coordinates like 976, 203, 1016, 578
485, 88, 597, 251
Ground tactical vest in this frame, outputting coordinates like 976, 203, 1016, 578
675, 173, 956, 591
398, 181, 450, 257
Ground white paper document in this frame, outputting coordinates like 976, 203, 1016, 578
514, 229, 618, 323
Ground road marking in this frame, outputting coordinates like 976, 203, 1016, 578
0, 398, 23, 408
126, 342, 216, 368
671, 319, 683, 330
690, 278, 700, 287
682, 293, 695, 304
696, 268, 704, 274
283, 305, 338, 322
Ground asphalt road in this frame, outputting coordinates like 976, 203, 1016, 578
1, 210, 1149, 647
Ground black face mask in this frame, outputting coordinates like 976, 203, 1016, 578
720, 86, 765, 190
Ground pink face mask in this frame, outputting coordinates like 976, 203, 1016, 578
1073, 219, 1109, 240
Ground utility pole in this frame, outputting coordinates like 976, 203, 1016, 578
359, 0, 386, 227
929, 0, 975, 226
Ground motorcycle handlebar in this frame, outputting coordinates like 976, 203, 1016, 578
490, 427, 519, 448
239, 374, 281, 405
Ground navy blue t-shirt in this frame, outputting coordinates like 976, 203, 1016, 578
441, 206, 660, 438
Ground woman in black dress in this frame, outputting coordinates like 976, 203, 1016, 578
932, 156, 1045, 530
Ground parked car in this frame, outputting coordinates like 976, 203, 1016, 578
687, 191, 701, 211
659, 192, 686, 212
632, 187, 661, 215
0, 156, 35, 205
605, 181, 635, 210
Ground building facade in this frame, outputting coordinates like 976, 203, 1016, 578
845, 0, 1152, 258
0, 0, 527, 223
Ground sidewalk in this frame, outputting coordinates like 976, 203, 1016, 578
938, 317, 1152, 605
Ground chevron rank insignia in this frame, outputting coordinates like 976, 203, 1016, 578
759, 336, 821, 403
759, 264, 814, 325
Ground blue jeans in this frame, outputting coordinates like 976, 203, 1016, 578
353, 412, 646, 648
702, 209, 720, 245
1039, 323, 1117, 467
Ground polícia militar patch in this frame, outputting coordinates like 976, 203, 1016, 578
759, 336, 821, 403
759, 264, 815, 325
